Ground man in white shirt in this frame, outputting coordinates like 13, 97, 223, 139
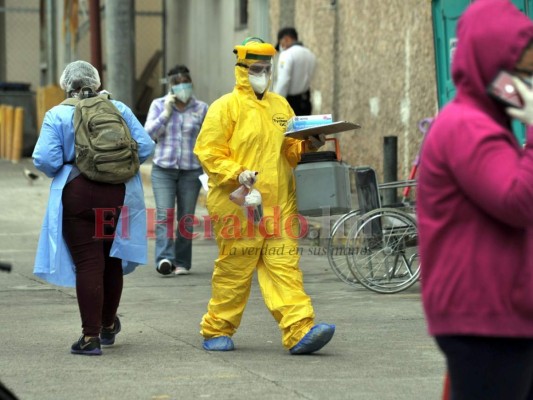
273, 27, 316, 115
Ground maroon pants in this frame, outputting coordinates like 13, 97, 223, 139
62, 174, 126, 336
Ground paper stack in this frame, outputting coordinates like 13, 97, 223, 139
286, 114, 333, 132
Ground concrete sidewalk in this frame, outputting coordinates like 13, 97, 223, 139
0, 159, 445, 400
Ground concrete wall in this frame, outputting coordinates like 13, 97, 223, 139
165, 0, 254, 104
3, 0, 40, 89
271, 0, 439, 180
1, 1, 162, 97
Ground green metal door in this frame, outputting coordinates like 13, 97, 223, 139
432, 0, 533, 144
432, 0, 466, 108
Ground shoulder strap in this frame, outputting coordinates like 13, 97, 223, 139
61, 98, 79, 107
60, 91, 109, 107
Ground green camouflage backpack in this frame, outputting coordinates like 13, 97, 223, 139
62, 90, 140, 184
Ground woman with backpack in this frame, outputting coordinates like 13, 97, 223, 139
32, 60, 155, 355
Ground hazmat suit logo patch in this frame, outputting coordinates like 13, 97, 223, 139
272, 113, 288, 130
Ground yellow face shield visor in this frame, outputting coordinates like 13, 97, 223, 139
233, 37, 276, 62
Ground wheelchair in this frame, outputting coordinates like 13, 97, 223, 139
327, 166, 420, 294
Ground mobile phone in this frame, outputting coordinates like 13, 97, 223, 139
487, 70, 526, 108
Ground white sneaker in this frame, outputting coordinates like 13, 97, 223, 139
174, 266, 190, 275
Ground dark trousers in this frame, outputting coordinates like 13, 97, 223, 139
62, 174, 126, 336
436, 335, 533, 400
286, 90, 312, 116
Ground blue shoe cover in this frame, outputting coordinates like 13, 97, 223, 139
290, 323, 335, 355
203, 336, 235, 351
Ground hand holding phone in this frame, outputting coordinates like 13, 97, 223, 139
487, 70, 525, 108
506, 77, 533, 125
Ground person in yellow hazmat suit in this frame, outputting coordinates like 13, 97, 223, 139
193, 37, 335, 354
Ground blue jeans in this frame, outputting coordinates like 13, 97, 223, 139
151, 164, 202, 270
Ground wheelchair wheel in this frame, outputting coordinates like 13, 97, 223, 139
347, 208, 420, 294
327, 210, 360, 285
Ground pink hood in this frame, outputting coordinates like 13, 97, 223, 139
452, 0, 533, 124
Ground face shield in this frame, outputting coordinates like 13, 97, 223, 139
233, 37, 277, 95
248, 61, 273, 77
247, 61, 273, 94
167, 72, 193, 103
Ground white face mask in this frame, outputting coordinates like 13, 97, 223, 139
249, 73, 270, 94
171, 83, 193, 103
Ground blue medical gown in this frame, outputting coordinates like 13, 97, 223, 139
32, 100, 155, 287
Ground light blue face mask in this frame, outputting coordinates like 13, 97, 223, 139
171, 82, 193, 103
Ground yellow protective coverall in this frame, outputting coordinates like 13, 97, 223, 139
194, 49, 316, 350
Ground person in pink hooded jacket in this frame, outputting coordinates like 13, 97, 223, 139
417, 1, 533, 398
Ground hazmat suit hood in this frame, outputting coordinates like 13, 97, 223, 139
452, 0, 533, 124
233, 38, 277, 97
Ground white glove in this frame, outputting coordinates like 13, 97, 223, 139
163, 93, 175, 118
307, 134, 326, 150
506, 77, 533, 125
238, 170, 258, 188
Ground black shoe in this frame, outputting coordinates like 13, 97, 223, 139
101, 316, 121, 346
71, 335, 102, 356
156, 259, 174, 275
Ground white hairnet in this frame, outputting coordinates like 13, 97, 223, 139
59, 60, 101, 92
